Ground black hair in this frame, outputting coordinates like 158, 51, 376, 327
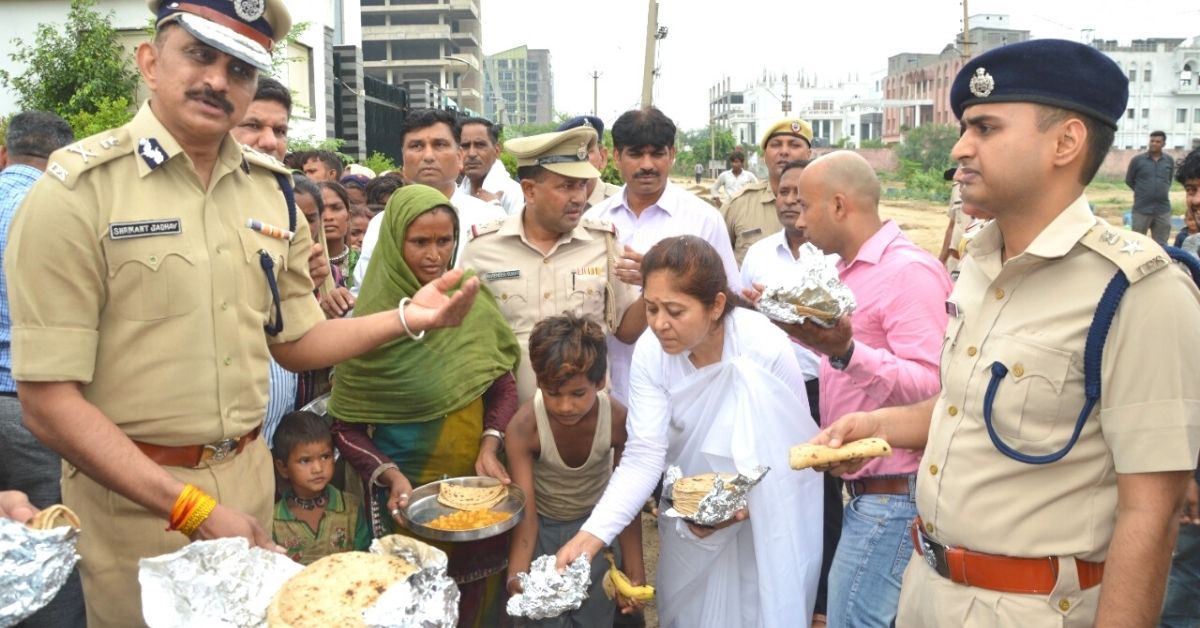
460, 117, 499, 144
779, 159, 811, 179
292, 175, 325, 215
611, 107, 676, 152
1150, 130, 1167, 140
516, 164, 550, 182
306, 150, 344, 178
4, 111, 74, 160
271, 411, 332, 462
642, 235, 741, 322
529, 313, 608, 390
1176, 148, 1200, 185
399, 108, 462, 148
318, 180, 351, 213
366, 173, 404, 206
728, 151, 746, 163
254, 76, 292, 114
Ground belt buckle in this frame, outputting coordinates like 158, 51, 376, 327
204, 438, 238, 462
916, 526, 951, 579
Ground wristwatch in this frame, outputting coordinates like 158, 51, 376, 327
482, 428, 505, 450
829, 341, 855, 371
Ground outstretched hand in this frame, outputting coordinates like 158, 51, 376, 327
402, 269, 481, 332
809, 411, 886, 477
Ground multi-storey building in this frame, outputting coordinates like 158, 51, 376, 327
882, 14, 1029, 143
360, 0, 484, 114
483, 45, 553, 125
1101, 36, 1200, 150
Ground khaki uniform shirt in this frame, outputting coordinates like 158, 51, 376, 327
721, 181, 781, 264
461, 213, 638, 402
905, 196, 1200, 623
5, 103, 325, 446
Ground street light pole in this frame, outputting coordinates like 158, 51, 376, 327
589, 70, 602, 117
640, 0, 657, 107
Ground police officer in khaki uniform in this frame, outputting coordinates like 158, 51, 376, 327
722, 117, 813, 264
462, 127, 646, 403
5, 2, 480, 625
813, 40, 1200, 627
557, 115, 623, 208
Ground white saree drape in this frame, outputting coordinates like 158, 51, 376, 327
583, 308, 823, 628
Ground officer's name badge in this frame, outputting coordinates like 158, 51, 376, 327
484, 270, 520, 281
576, 266, 604, 276
109, 219, 182, 240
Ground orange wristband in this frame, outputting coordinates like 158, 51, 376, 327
177, 495, 217, 537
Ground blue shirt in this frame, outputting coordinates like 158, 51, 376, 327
263, 358, 298, 447
0, 164, 43, 392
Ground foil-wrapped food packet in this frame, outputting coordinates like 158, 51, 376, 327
505, 553, 592, 620
662, 465, 770, 527
756, 244, 855, 328
0, 517, 80, 627
364, 535, 459, 628
139, 537, 302, 628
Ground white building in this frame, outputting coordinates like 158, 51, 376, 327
1098, 36, 1200, 150
710, 69, 885, 155
0, 0, 359, 144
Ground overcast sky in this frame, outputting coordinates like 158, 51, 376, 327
479, 0, 1199, 130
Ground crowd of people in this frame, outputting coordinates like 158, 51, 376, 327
0, 1, 1198, 628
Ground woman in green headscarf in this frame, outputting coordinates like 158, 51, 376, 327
330, 184, 521, 627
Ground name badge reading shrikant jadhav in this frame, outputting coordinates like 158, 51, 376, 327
484, 270, 521, 281
109, 219, 182, 240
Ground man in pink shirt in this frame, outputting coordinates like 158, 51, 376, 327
780, 151, 951, 627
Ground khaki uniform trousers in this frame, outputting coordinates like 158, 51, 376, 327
62, 437, 274, 628
896, 551, 1100, 627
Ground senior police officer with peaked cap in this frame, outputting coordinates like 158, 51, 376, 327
813, 39, 1200, 627
5, 1, 480, 625
721, 117, 814, 264
557, 115, 623, 208
462, 126, 646, 403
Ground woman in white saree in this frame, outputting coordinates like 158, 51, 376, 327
556, 236, 823, 628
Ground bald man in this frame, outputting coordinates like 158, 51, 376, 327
775, 152, 952, 627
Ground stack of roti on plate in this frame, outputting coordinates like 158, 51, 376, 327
267, 552, 416, 627
437, 483, 507, 512
671, 473, 738, 518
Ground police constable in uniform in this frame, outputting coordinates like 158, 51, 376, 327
557, 115, 623, 208
721, 117, 813, 264
462, 127, 646, 403
814, 39, 1200, 627
5, 2, 480, 625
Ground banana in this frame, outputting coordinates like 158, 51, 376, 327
603, 550, 655, 602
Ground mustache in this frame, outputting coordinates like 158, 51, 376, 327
185, 87, 234, 114
635, 169, 659, 177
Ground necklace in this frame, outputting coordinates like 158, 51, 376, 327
328, 246, 350, 264
289, 493, 328, 511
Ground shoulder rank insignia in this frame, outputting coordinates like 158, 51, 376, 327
469, 218, 505, 240
138, 138, 167, 170
66, 143, 98, 164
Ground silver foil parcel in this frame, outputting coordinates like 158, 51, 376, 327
364, 535, 460, 627
505, 553, 592, 620
756, 245, 855, 328
663, 465, 771, 527
0, 517, 80, 628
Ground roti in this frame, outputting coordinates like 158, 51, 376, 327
789, 438, 893, 470
437, 483, 507, 512
671, 473, 737, 517
267, 552, 416, 627
26, 504, 81, 530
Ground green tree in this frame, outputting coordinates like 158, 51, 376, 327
895, 124, 958, 173
0, 0, 139, 136
361, 151, 397, 175
674, 127, 738, 176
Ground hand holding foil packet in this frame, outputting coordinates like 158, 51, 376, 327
662, 465, 770, 527
756, 244, 855, 328
0, 514, 80, 628
506, 553, 592, 620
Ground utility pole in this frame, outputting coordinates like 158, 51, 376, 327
640, 0, 658, 108
782, 74, 792, 116
589, 70, 602, 116
709, 83, 715, 162
961, 0, 971, 58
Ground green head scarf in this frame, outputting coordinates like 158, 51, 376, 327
328, 184, 520, 424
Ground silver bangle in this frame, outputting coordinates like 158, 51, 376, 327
482, 428, 505, 449
397, 297, 426, 341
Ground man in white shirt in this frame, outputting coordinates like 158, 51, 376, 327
711, 150, 759, 206
740, 158, 841, 627
457, 117, 523, 216
347, 109, 505, 306
584, 106, 740, 403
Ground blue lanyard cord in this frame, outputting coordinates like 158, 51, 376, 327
981, 245, 1200, 465
260, 250, 284, 336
